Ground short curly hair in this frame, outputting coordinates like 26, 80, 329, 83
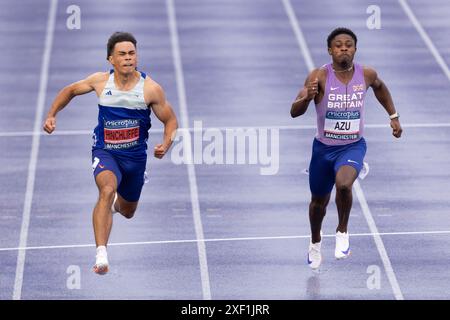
106, 32, 137, 60
327, 27, 357, 48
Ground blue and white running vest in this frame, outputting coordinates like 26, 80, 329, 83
92, 70, 151, 160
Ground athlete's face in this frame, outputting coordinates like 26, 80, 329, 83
328, 34, 356, 68
108, 41, 137, 74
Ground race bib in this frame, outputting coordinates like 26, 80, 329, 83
104, 119, 140, 150
324, 110, 360, 140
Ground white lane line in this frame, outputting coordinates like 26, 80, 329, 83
398, 0, 450, 81
281, 0, 315, 71
166, 0, 211, 300
3, 122, 450, 138
282, 0, 404, 300
13, 0, 58, 300
2, 229, 450, 252
354, 180, 404, 300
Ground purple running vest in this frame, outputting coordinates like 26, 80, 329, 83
315, 63, 367, 145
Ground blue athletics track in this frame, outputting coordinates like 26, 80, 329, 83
0, 0, 449, 301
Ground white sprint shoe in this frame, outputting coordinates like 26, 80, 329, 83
335, 231, 351, 259
307, 241, 322, 270
93, 246, 109, 275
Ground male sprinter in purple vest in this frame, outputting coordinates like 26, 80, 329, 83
43, 32, 178, 274
290, 28, 402, 270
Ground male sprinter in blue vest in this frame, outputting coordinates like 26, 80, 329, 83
43, 32, 178, 274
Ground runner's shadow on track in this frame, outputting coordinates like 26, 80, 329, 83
306, 274, 321, 299
305, 264, 337, 299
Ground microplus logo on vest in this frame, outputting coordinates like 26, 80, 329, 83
170, 121, 280, 175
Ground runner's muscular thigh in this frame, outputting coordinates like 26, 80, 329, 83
335, 165, 358, 187
95, 170, 118, 191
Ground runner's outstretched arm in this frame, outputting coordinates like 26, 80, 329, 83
43, 72, 105, 134
148, 83, 178, 159
291, 69, 321, 118
365, 67, 402, 138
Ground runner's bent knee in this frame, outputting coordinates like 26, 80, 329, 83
99, 185, 116, 202
310, 194, 330, 212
